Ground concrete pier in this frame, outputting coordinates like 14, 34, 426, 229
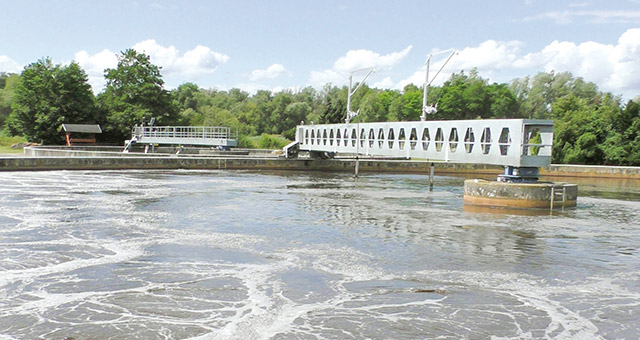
464, 179, 578, 210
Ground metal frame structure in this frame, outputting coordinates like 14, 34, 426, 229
127, 126, 238, 148
295, 119, 553, 168
421, 49, 457, 121
345, 68, 375, 124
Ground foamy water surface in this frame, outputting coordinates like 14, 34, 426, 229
0, 170, 638, 339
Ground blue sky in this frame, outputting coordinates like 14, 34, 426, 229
1, 0, 639, 99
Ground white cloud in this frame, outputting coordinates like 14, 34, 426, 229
455, 40, 524, 70
0, 55, 22, 73
74, 49, 118, 92
309, 69, 343, 87
132, 39, 179, 67
397, 28, 640, 99
250, 63, 290, 81
393, 42, 523, 90
373, 77, 394, 89
133, 39, 229, 78
309, 45, 412, 86
532, 28, 640, 97
397, 49, 469, 90
73, 39, 229, 92
333, 45, 412, 72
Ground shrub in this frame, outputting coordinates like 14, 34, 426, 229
237, 134, 255, 148
257, 133, 288, 149
282, 127, 297, 141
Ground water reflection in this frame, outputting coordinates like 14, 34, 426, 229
283, 173, 556, 270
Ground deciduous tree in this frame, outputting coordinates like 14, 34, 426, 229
8, 58, 96, 144
98, 49, 178, 142
0, 73, 20, 130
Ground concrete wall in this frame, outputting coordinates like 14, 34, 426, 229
4, 146, 640, 179
542, 164, 640, 179
0, 155, 503, 175
22, 146, 276, 158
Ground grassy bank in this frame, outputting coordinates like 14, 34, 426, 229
0, 136, 27, 153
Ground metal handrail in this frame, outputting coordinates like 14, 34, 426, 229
129, 125, 238, 148
133, 126, 238, 140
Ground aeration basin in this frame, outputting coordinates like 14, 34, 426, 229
464, 179, 578, 210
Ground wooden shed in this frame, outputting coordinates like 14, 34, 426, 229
61, 124, 102, 146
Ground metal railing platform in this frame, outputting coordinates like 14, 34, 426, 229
128, 126, 238, 148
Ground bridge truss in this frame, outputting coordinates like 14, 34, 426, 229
292, 119, 554, 176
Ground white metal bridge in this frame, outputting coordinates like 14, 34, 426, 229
287, 54, 554, 173
291, 119, 554, 169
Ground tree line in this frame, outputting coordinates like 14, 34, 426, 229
1, 49, 639, 165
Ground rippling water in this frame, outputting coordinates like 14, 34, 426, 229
0, 170, 638, 339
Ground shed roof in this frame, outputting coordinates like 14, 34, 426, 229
61, 124, 102, 134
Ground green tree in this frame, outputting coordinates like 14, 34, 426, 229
7, 58, 96, 144
0, 73, 20, 130
172, 82, 200, 112
551, 94, 621, 165
318, 85, 347, 124
487, 83, 520, 118
510, 71, 598, 119
434, 69, 491, 120
378, 89, 400, 113
283, 102, 311, 130
389, 84, 422, 121
98, 49, 178, 142
623, 100, 640, 165
267, 91, 294, 133
357, 90, 387, 122
293, 86, 318, 107
243, 89, 273, 134
601, 99, 640, 165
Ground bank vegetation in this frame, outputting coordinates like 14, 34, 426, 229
1, 49, 638, 165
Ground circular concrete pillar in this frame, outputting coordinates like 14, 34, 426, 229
464, 179, 577, 209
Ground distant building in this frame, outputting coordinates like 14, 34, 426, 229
61, 124, 102, 146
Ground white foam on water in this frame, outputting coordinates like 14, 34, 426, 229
1, 170, 638, 339
176, 244, 385, 340
0, 239, 147, 290
188, 248, 310, 340
408, 269, 634, 340
198, 243, 452, 340
0, 335, 20, 340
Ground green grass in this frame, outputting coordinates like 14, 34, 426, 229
0, 136, 27, 153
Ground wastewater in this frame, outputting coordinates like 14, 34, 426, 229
0, 170, 638, 339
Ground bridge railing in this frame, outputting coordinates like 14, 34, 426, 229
131, 126, 238, 147
295, 119, 553, 168
133, 126, 236, 139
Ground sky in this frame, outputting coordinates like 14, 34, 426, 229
1, 0, 639, 100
